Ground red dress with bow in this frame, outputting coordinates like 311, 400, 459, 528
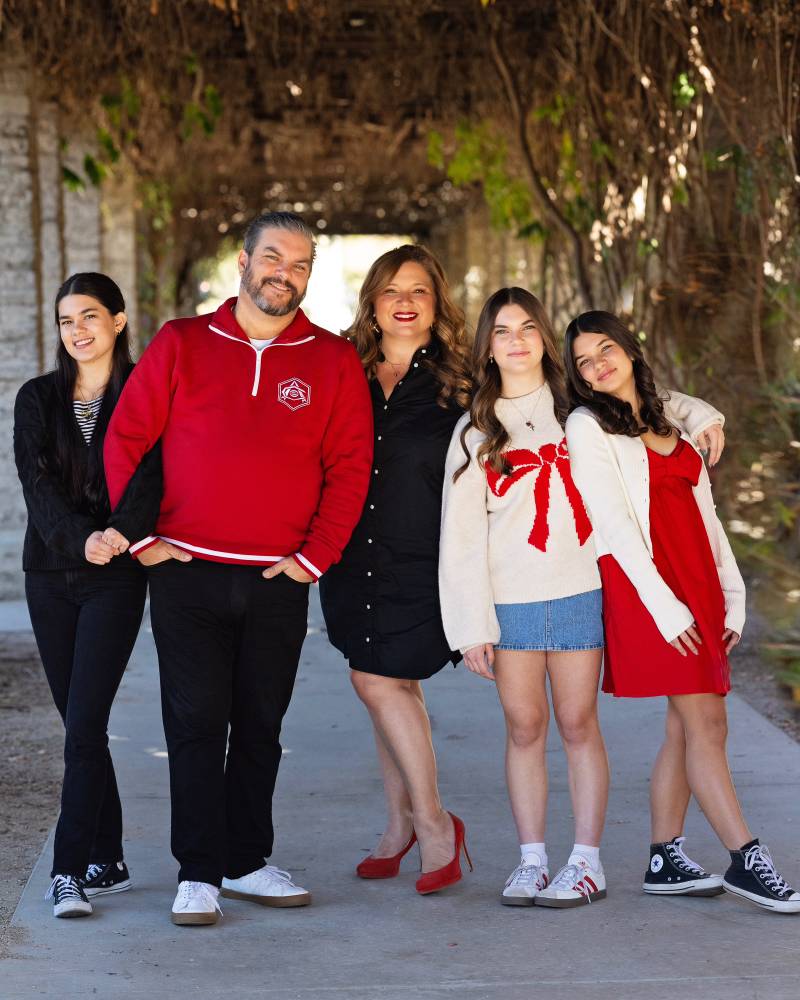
599, 438, 730, 698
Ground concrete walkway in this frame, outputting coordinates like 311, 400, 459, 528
4, 590, 800, 1000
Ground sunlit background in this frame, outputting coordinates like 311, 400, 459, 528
196, 234, 409, 333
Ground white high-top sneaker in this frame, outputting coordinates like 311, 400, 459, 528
221, 864, 312, 907
171, 881, 222, 926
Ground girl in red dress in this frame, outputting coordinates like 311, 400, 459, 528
564, 310, 800, 914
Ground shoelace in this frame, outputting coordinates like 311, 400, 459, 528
506, 863, 543, 888
550, 863, 596, 902
666, 837, 704, 876
177, 881, 223, 913
84, 863, 104, 882
744, 844, 793, 896
258, 865, 295, 885
45, 875, 84, 902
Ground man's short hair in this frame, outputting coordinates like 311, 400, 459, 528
243, 211, 317, 264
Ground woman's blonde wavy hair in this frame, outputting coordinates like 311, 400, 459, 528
345, 244, 472, 410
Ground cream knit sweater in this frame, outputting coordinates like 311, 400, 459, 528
440, 384, 600, 654
439, 386, 725, 654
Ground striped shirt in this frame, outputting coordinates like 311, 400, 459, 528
72, 396, 103, 444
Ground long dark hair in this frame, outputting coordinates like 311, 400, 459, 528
454, 287, 569, 481
346, 244, 472, 410
45, 273, 133, 512
563, 310, 672, 438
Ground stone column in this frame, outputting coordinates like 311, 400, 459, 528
62, 133, 102, 276
101, 170, 140, 355
35, 101, 65, 365
0, 60, 42, 597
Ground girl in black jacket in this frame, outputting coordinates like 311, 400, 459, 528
14, 273, 160, 918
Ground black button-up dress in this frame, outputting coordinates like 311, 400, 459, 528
319, 345, 463, 679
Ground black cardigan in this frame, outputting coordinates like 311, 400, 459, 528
13, 366, 162, 572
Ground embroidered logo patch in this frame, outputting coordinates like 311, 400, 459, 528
650, 855, 664, 873
278, 377, 311, 411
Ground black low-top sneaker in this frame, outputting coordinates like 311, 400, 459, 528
643, 836, 724, 896
723, 840, 800, 913
80, 860, 132, 897
46, 875, 92, 918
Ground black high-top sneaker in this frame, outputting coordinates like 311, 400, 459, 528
643, 836, 724, 896
46, 875, 92, 918
80, 860, 132, 897
723, 840, 800, 913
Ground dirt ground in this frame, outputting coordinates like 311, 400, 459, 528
0, 632, 62, 958
0, 607, 797, 957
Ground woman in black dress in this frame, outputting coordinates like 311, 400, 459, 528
14, 272, 160, 918
319, 245, 473, 893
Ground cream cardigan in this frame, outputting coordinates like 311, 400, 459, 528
565, 406, 746, 644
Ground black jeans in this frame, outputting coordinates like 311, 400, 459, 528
25, 565, 147, 878
147, 559, 309, 886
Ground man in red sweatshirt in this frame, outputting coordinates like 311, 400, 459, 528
104, 211, 373, 925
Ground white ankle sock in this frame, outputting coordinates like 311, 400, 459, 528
520, 842, 547, 867
569, 843, 601, 871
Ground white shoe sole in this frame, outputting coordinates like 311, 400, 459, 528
219, 887, 311, 907
643, 876, 724, 897
536, 889, 606, 908
54, 902, 92, 918
722, 880, 800, 913
84, 879, 132, 897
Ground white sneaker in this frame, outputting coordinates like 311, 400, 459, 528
171, 881, 222, 926
221, 864, 312, 908
536, 858, 606, 908
501, 861, 549, 906
46, 875, 92, 918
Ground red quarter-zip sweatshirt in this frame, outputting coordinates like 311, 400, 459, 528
104, 298, 373, 580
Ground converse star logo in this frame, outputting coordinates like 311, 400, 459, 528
650, 855, 664, 873
278, 377, 311, 411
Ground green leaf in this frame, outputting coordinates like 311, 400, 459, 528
427, 130, 445, 170
97, 127, 121, 163
204, 84, 223, 120
590, 139, 613, 163
61, 166, 85, 192
83, 154, 107, 187
672, 72, 696, 108
671, 181, 689, 206
120, 76, 141, 119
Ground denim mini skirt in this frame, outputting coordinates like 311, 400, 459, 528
495, 588, 604, 651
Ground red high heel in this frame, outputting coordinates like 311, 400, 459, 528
356, 832, 417, 879
415, 813, 473, 895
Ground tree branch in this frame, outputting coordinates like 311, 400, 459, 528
484, 11, 594, 309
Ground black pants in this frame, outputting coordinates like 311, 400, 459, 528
147, 559, 309, 886
25, 566, 147, 878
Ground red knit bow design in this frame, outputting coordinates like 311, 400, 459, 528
485, 438, 593, 552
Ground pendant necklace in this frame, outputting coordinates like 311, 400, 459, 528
378, 353, 410, 381
76, 382, 107, 420
503, 382, 546, 431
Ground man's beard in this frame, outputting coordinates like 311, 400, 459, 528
242, 265, 306, 317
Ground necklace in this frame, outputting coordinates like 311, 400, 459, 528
502, 382, 547, 431
75, 381, 108, 420
378, 355, 411, 381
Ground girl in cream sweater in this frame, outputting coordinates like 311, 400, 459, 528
439, 287, 725, 908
